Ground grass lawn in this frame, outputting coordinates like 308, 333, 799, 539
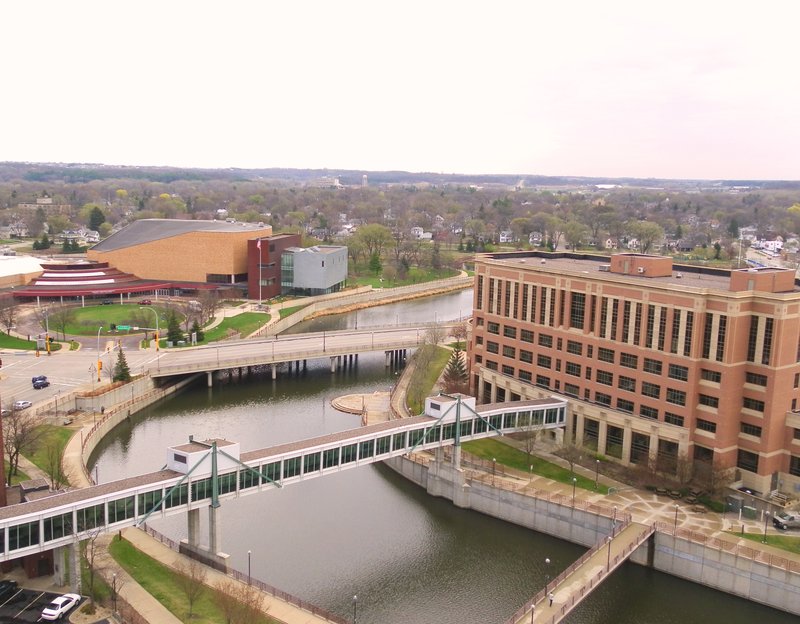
462, 438, 610, 494
734, 531, 800, 555
61, 304, 172, 337
201, 313, 269, 342
28, 425, 74, 474
0, 333, 38, 350
279, 304, 308, 319
405, 345, 451, 415
349, 266, 459, 288
4, 461, 29, 485
109, 539, 277, 623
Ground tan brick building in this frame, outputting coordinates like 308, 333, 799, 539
88, 219, 272, 285
470, 251, 800, 496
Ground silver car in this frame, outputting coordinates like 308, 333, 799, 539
772, 511, 800, 530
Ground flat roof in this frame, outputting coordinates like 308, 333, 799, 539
91, 219, 272, 252
483, 253, 800, 294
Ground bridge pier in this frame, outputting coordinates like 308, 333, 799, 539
188, 507, 200, 545
330, 356, 337, 373
207, 371, 213, 387
271, 363, 277, 380
209, 505, 222, 555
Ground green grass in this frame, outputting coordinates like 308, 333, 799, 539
109, 538, 277, 623
734, 531, 800, 555
0, 332, 39, 350
200, 313, 269, 343
4, 461, 29, 485
28, 425, 74, 473
406, 345, 451, 415
279, 304, 308, 319
462, 438, 611, 494
349, 266, 459, 288
61, 304, 172, 336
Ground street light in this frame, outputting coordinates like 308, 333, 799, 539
612, 506, 617, 537
595, 459, 600, 490
112, 573, 117, 612
606, 536, 612, 571
762, 511, 770, 543
247, 550, 251, 585
492, 458, 496, 486
673, 504, 679, 533
572, 477, 577, 506
96, 326, 103, 382
544, 557, 550, 590
352, 594, 358, 624
140, 306, 159, 352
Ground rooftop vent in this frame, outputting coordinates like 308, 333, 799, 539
598, 264, 611, 272
637, 267, 645, 274
676, 272, 682, 279
540, 259, 546, 264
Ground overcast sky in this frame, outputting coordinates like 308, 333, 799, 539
2, 1, 799, 180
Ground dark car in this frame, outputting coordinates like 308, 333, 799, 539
33, 379, 50, 389
32, 375, 47, 384
102, 299, 113, 305
140, 299, 153, 305
0, 579, 17, 599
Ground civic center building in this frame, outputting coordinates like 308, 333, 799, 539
470, 251, 800, 496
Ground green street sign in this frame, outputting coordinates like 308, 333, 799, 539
117, 325, 131, 330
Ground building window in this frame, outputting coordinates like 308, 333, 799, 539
488, 322, 500, 335
746, 316, 759, 362
643, 358, 662, 375
618, 376, 636, 392
537, 354, 552, 369
696, 418, 717, 433
502, 365, 515, 376
668, 364, 688, 381
701, 369, 721, 383
740, 423, 762, 437
620, 353, 638, 369
670, 310, 681, 354
521, 329, 534, 343
665, 412, 684, 427
502, 345, 516, 358
564, 383, 579, 397
487, 341, 499, 354
538, 334, 553, 348
567, 340, 582, 356
475, 355, 482, 364
640, 405, 658, 419
790, 455, 800, 477
519, 370, 532, 382
762, 318, 774, 365
683, 311, 694, 357
702, 312, 714, 360
595, 392, 612, 406
566, 362, 581, 377
503, 325, 517, 338
475, 336, 484, 346
666, 388, 686, 406
536, 375, 551, 388
641, 382, 660, 399
716, 315, 727, 362
598, 348, 615, 363
737, 449, 759, 473
698, 394, 719, 409
617, 398, 634, 413
596, 370, 613, 386
486, 360, 498, 370
743, 397, 765, 412
570, 292, 586, 329
745, 372, 767, 387
520, 350, 533, 363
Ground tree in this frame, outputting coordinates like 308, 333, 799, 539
354, 223, 393, 259
112, 346, 132, 382
0, 295, 18, 335
198, 291, 220, 325
89, 206, 106, 231
450, 321, 468, 350
628, 221, 664, 254
43, 439, 69, 489
442, 349, 468, 394
175, 559, 208, 618
214, 580, 266, 624
166, 309, 184, 343
563, 220, 589, 250
82, 528, 105, 602
3, 409, 46, 485
46, 305, 75, 340
368, 252, 382, 276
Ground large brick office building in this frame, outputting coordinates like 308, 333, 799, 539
470, 251, 800, 496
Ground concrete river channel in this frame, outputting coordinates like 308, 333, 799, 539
88, 291, 795, 624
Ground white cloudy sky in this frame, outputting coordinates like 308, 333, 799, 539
2, 1, 799, 179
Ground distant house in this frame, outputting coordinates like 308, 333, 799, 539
498, 231, 515, 244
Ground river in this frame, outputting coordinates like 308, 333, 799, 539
89, 292, 796, 624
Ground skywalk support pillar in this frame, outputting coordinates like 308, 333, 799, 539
208, 505, 222, 555
385, 350, 391, 367
330, 356, 337, 373
187, 507, 200, 547
271, 363, 277, 380
207, 371, 213, 387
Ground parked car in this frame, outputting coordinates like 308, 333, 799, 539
41, 593, 81, 621
140, 299, 152, 305
0, 579, 17, 599
33, 379, 50, 389
0, 409, 10, 417
13, 400, 32, 410
31, 375, 47, 384
772, 511, 800, 530
102, 299, 113, 305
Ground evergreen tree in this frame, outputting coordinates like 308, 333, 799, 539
442, 348, 468, 394
190, 318, 204, 342
112, 346, 132, 382
89, 206, 106, 231
369, 252, 382, 276
167, 310, 184, 343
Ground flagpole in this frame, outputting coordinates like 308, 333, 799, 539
258, 239, 262, 307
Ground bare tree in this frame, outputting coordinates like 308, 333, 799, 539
558, 441, 584, 476
43, 439, 69, 489
450, 321, 468, 350
425, 324, 446, 346
198, 290, 221, 324
0, 295, 18, 335
175, 559, 208, 617
46, 304, 76, 341
82, 528, 104, 602
2, 408, 46, 485
215, 580, 266, 624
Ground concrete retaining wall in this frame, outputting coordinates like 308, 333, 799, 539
384, 454, 800, 616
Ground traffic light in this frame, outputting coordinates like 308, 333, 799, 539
154, 331, 159, 351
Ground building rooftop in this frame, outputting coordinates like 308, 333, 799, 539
92, 219, 272, 252
483, 252, 800, 295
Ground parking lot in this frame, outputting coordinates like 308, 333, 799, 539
0, 588, 79, 623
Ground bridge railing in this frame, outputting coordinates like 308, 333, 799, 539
655, 521, 800, 574
141, 524, 349, 624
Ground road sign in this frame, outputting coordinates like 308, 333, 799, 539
117, 325, 131, 330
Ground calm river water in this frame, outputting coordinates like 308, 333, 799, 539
89, 293, 795, 624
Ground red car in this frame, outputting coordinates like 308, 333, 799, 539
140, 299, 153, 305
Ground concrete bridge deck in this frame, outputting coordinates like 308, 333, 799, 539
510, 521, 656, 624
